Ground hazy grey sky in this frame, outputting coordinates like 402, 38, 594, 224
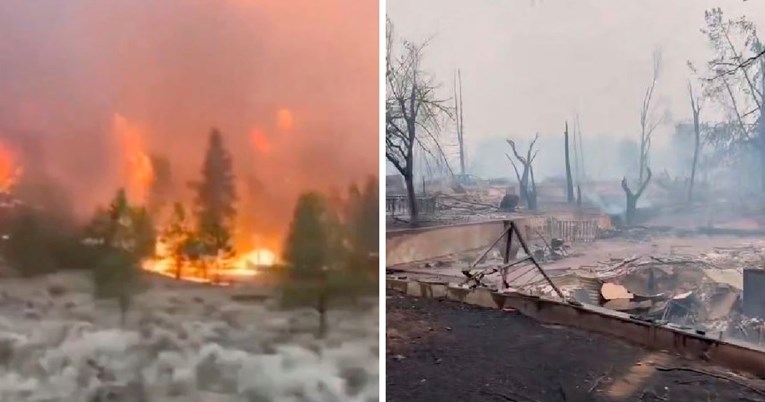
387, 0, 765, 178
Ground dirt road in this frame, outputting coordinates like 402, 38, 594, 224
387, 290, 765, 402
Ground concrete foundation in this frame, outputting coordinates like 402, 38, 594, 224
388, 277, 765, 378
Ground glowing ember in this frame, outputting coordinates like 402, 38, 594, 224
113, 114, 154, 204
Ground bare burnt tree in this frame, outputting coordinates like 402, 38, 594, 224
505, 134, 540, 210
454, 69, 466, 176
386, 19, 452, 225
564, 122, 574, 203
695, 8, 765, 190
687, 82, 703, 203
622, 168, 652, 225
639, 50, 665, 183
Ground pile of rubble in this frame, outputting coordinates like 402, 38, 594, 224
520, 250, 765, 343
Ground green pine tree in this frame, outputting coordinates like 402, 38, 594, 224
5, 210, 56, 276
283, 192, 331, 275
282, 192, 333, 337
89, 188, 151, 326
348, 176, 379, 259
130, 206, 156, 259
191, 129, 236, 272
343, 176, 379, 288
161, 202, 193, 279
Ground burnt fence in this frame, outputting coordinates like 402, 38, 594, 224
545, 217, 599, 243
385, 195, 436, 216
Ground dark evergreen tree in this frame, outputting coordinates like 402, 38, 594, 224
5, 210, 56, 276
283, 192, 331, 275
281, 190, 376, 337
130, 206, 156, 259
344, 177, 379, 289
88, 188, 151, 326
282, 192, 335, 337
349, 176, 379, 258
106, 188, 131, 248
161, 202, 193, 279
191, 129, 236, 265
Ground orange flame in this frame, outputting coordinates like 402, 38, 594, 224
0, 143, 21, 192
142, 240, 277, 285
113, 114, 154, 204
109, 116, 280, 285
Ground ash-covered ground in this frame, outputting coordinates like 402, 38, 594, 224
0, 272, 378, 402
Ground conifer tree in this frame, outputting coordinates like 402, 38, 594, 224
89, 188, 152, 326
282, 192, 335, 336
348, 176, 379, 259
283, 193, 331, 275
161, 202, 193, 279
191, 129, 236, 268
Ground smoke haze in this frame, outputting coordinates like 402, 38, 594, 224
387, 0, 765, 181
0, 0, 379, 250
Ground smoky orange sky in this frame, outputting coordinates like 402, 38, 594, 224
0, 0, 379, 251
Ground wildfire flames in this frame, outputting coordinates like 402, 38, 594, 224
0, 143, 20, 192
0, 0, 378, 287
142, 243, 277, 284
113, 114, 154, 204
114, 114, 279, 284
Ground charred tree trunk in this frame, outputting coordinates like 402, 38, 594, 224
688, 128, 700, 203
519, 167, 530, 206
455, 69, 466, 176
528, 164, 538, 210
688, 82, 701, 203
506, 135, 539, 210
404, 173, 418, 225
564, 122, 574, 203
622, 168, 652, 226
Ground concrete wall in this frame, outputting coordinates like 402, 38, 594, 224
386, 220, 508, 267
386, 214, 612, 267
388, 278, 765, 378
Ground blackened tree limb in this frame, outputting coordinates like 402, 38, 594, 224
564, 122, 574, 203
386, 18, 453, 225
505, 134, 540, 210
688, 81, 703, 203
622, 168, 652, 225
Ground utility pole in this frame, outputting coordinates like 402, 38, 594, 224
564, 122, 574, 203
454, 69, 466, 176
